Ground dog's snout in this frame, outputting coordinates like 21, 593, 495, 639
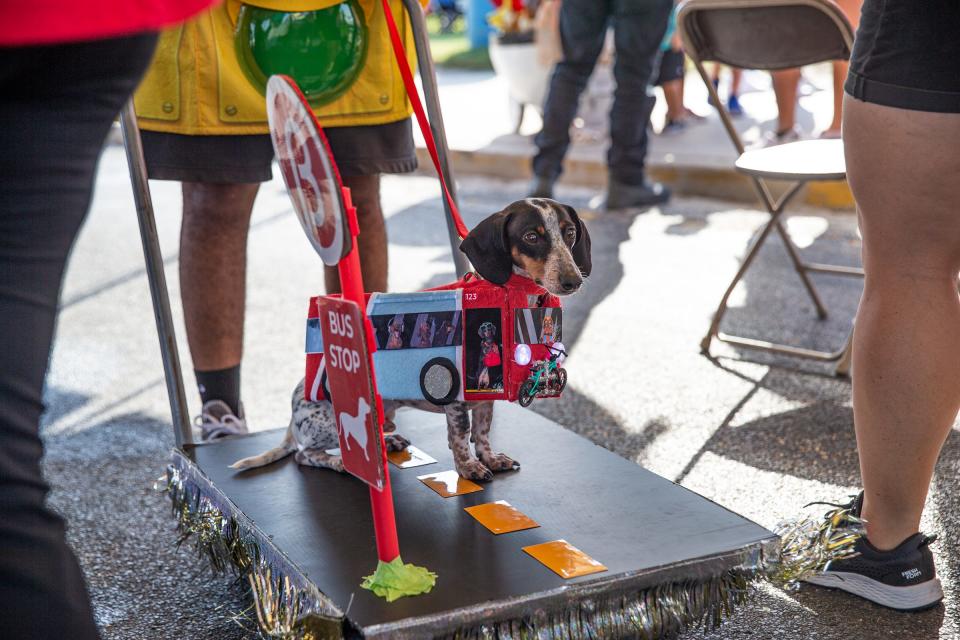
560, 275, 582, 293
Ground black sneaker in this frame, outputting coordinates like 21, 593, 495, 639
804, 493, 943, 611
604, 178, 671, 210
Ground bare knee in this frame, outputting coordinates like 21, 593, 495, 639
182, 182, 259, 229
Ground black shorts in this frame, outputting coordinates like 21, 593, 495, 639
845, 0, 960, 113
141, 118, 418, 183
655, 48, 685, 86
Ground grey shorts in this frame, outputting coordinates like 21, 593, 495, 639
141, 118, 418, 183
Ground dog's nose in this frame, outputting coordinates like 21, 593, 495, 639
560, 276, 581, 293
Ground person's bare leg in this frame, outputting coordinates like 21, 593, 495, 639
180, 182, 258, 371
730, 68, 742, 96
844, 97, 960, 550
823, 60, 848, 135
825, 0, 862, 136
662, 79, 685, 122
324, 174, 388, 294
771, 68, 801, 133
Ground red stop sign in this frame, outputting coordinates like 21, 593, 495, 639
267, 75, 351, 266
317, 296, 385, 491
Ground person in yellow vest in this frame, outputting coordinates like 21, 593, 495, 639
135, 0, 420, 436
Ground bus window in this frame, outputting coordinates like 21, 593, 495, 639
371, 310, 462, 351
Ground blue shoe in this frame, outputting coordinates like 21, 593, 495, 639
727, 94, 743, 117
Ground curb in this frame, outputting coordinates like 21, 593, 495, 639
417, 146, 855, 210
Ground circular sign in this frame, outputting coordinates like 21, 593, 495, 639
266, 75, 351, 266
236, 2, 368, 107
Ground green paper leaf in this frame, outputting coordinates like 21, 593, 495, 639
361, 557, 437, 602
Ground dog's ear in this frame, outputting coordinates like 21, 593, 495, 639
565, 205, 592, 277
459, 210, 514, 284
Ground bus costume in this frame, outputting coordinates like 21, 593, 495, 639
306, 273, 565, 406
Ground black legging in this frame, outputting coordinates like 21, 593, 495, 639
0, 33, 158, 640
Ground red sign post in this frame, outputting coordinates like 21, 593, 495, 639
267, 76, 435, 598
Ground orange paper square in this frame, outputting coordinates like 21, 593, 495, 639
522, 539, 607, 579
417, 470, 484, 497
464, 500, 539, 535
387, 445, 437, 469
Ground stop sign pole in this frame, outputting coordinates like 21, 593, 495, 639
336, 188, 400, 563
268, 74, 434, 599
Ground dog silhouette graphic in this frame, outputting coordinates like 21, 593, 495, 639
338, 397, 371, 461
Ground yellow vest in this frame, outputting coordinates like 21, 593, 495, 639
135, 0, 418, 135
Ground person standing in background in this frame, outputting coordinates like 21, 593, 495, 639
0, 2, 212, 637
530, 0, 674, 210
135, 0, 422, 439
768, 0, 862, 143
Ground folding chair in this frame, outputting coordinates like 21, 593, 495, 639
677, 0, 862, 375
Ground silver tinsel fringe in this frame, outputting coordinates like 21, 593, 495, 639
158, 466, 339, 639
771, 501, 865, 589
159, 462, 771, 639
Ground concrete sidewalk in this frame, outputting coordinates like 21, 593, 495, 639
418, 66, 855, 208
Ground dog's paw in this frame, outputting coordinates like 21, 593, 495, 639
480, 452, 519, 473
384, 433, 410, 452
457, 459, 494, 482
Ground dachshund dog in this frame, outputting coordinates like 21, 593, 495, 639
232, 198, 591, 481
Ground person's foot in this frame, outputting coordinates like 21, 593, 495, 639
528, 175, 555, 199
803, 492, 944, 611
727, 94, 743, 117
660, 119, 688, 136
762, 125, 801, 147
194, 399, 248, 441
605, 179, 671, 211
708, 77, 720, 108
819, 127, 842, 139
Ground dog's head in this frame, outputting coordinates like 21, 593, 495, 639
459, 198, 591, 296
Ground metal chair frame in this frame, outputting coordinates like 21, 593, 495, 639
677, 0, 863, 375
120, 0, 465, 447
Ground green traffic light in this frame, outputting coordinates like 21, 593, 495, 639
235, 1, 368, 107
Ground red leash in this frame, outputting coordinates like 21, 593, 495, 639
380, 0, 470, 240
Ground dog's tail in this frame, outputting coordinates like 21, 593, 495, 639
229, 425, 296, 470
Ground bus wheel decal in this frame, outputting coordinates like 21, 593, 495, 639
419, 358, 459, 405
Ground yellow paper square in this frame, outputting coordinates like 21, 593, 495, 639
464, 500, 539, 535
522, 539, 607, 579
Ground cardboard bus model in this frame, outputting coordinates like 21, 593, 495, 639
305, 273, 566, 406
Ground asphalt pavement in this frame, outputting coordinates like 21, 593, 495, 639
40, 145, 958, 639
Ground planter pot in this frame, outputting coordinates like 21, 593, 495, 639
488, 34, 552, 132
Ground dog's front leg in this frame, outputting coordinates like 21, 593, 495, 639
445, 403, 493, 482
471, 401, 519, 472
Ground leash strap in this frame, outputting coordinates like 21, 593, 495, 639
380, 0, 469, 240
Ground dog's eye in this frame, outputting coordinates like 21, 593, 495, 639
523, 232, 539, 244
564, 227, 576, 245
